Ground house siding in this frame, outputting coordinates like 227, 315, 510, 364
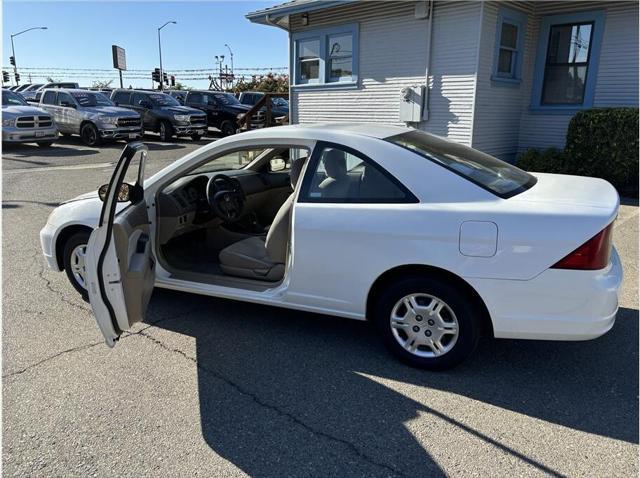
517, 1, 639, 152
472, 1, 638, 158
289, 1, 481, 146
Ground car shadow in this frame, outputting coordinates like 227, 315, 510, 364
51, 136, 188, 152
142, 289, 638, 476
2, 143, 99, 158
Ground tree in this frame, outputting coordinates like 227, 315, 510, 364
229, 72, 289, 93
91, 79, 113, 89
173, 82, 189, 90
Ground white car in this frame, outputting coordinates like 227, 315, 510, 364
40, 124, 622, 369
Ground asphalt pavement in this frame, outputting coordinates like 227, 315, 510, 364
2, 134, 638, 477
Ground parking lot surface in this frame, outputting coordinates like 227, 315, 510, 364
3, 136, 638, 477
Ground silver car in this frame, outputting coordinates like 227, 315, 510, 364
39, 89, 141, 146
2, 89, 58, 147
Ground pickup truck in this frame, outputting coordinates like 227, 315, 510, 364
111, 89, 207, 141
38, 88, 142, 146
169, 89, 263, 136
2, 88, 58, 147
238, 91, 289, 118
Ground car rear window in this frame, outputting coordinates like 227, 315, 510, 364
386, 130, 536, 198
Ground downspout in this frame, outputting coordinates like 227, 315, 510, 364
469, 0, 485, 147
422, 0, 434, 122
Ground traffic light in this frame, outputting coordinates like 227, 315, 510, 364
2, 71, 9, 83
163, 72, 168, 85
14, 73, 20, 83
152, 68, 160, 83
170, 75, 175, 87
9, 56, 15, 66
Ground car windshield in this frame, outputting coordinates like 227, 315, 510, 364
386, 130, 536, 198
149, 93, 180, 106
71, 91, 114, 107
272, 97, 288, 107
212, 93, 241, 106
27, 84, 43, 91
2, 90, 28, 106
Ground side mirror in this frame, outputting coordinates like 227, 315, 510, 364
269, 158, 286, 172
98, 183, 133, 202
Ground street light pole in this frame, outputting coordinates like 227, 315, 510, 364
157, 20, 176, 91
10, 26, 47, 85
224, 43, 234, 87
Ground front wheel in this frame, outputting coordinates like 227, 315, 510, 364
371, 276, 481, 370
159, 121, 174, 142
62, 230, 91, 300
191, 133, 202, 141
80, 123, 101, 147
220, 120, 235, 136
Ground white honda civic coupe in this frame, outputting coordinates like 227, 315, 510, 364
40, 123, 622, 369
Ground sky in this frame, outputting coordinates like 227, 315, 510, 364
2, 1, 289, 89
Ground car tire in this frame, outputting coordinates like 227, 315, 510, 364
371, 275, 481, 370
159, 121, 174, 142
37, 141, 55, 147
191, 133, 202, 141
220, 120, 235, 136
80, 123, 102, 147
62, 230, 91, 301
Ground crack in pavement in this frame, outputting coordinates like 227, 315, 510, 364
135, 327, 410, 478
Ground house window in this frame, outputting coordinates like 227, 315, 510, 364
297, 38, 320, 83
541, 23, 593, 105
530, 10, 605, 111
292, 23, 359, 87
492, 7, 527, 83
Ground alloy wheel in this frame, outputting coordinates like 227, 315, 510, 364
70, 243, 88, 290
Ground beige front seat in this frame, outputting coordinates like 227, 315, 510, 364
218, 157, 306, 281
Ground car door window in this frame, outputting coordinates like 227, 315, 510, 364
188, 92, 204, 105
41, 91, 56, 105
56, 92, 75, 107
131, 93, 147, 107
113, 91, 130, 105
300, 144, 415, 203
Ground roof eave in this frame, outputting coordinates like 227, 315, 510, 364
246, 0, 357, 29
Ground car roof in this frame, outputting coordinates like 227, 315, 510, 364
236, 123, 411, 141
42, 88, 108, 94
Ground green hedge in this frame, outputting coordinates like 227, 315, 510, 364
517, 107, 639, 194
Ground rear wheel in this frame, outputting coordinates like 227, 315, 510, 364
220, 120, 235, 136
63, 230, 91, 300
159, 121, 173, 142
80, 123, 101, 146
371, 276, 481, 370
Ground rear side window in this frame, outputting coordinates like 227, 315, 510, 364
299, 143, 416, 203
112, 91, 130, 105
41, 91, 56, 105
386, 130, 536, 198
188, 92, 204, 104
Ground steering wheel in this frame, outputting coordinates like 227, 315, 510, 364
206, 174, 245, 222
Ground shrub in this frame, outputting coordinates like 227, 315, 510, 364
565, 108, 639, 191
516, 147, 568, 174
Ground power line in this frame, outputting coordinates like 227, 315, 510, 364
4, 66, 288, 72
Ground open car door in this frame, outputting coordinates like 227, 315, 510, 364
85, 142, 155, 347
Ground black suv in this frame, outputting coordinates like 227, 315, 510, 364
168, 90, 263, 136
110, 89, 207, 141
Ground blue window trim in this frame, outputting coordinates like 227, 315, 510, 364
291, 23, 359, 90
529, 9, 605, 114
491, 6, 527, 85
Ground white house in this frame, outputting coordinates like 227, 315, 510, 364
247, 0, 639, 161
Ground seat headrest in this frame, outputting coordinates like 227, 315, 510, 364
290, 156, 307, 188
322, 149, 347, 179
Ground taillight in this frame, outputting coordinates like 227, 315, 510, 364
551, 222, 614, 270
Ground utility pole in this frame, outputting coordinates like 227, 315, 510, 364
225, 43, 234, 87
157, 20, 176, 91
10, 26, 47, 85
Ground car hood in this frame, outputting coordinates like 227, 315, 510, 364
2, 105, 51, 117
160, 105, 204, 115
81, 106, 139, 117
225, 104, 252, 113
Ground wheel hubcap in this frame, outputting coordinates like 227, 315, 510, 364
70, 244, 88, 290
390, 293, 459, 358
